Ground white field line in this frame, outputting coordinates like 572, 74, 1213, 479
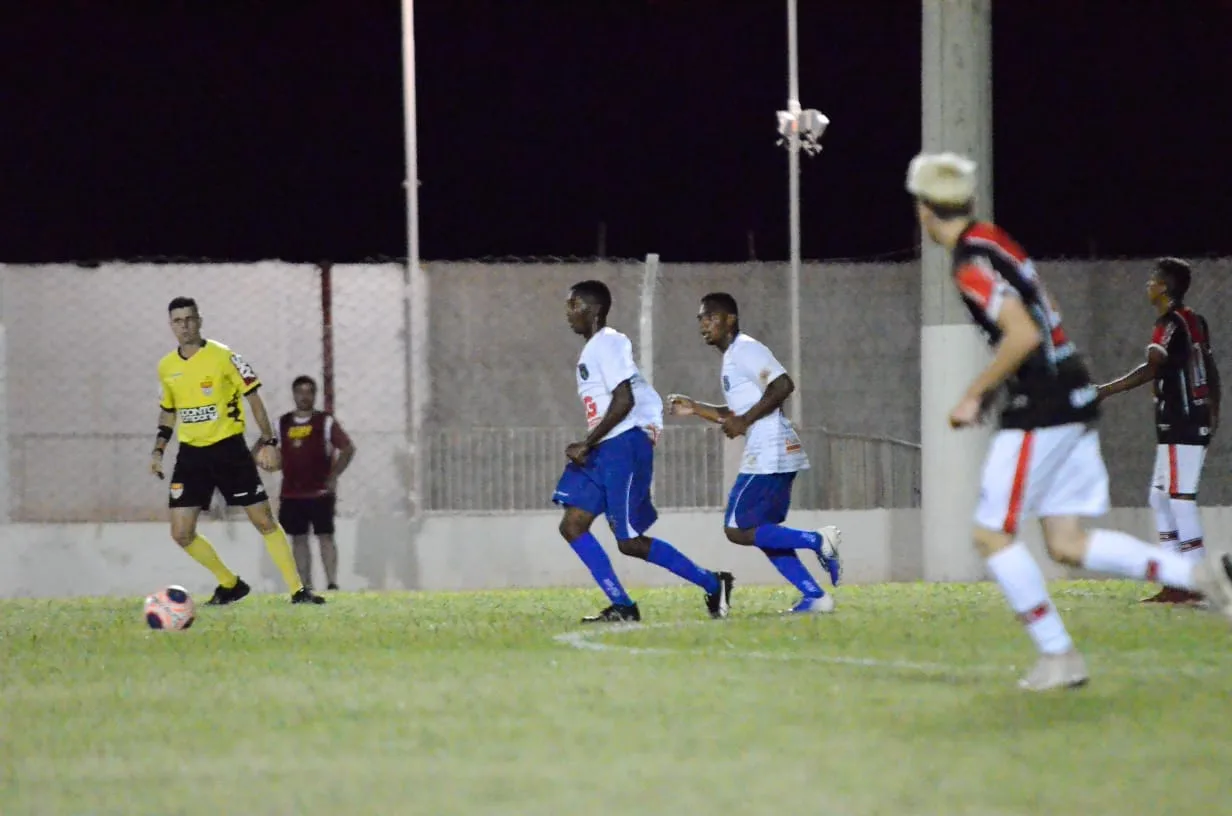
552, 619, 1227, 679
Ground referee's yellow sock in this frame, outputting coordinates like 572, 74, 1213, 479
262, 526, 305, 594
184, 534, 239, 589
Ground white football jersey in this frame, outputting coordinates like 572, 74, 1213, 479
576, 327, 663, 444
722, 333, 809, 474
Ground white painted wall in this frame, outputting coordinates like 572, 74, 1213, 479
2, 506, 1228, 600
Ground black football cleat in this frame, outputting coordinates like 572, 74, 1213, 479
205, 577, 251, 606
326, 583, 340, 591
291, 587, 326, 605
706, 571, 734, 619
581, 603, 640, 624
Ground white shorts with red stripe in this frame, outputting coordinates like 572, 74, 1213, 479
1151, 443, 1206, 497
974, 423, 1110, 535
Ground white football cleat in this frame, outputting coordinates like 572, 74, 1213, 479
788, 594, 836, 615
1018, 650, 1089, 692
1191, 549, 1232, 623
815, 525, 843, 586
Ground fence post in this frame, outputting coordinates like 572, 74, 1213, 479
0, 266, 8, 523
319, 262, 335, 414
639, 253, 659, 386
405, 260, 430, 519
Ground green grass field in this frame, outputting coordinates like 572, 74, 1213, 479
2, 581, 1231, 815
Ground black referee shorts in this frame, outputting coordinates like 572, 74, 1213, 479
168, 434, 268, 509
278, 495, 337, 536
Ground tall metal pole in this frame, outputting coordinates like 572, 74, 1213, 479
401, 0, 429, 521
786, 0, 803, 428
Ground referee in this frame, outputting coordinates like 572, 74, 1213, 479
151, 296, 325, 605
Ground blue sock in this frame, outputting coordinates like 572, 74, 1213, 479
569, 532, 634, 606
754, 524, 821, 553
763, 549, 824, 598
646, 538, 721, 594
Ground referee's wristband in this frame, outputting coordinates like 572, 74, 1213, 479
258, 436, 278, 448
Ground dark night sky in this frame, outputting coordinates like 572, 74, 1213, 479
5, 1, 1232, 264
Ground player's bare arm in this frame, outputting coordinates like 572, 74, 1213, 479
151, 407, 176, 479
952, 297, 1042, 428
1096, 348, 1164, 401
326, 436, 358, 492
667, 394, 731, 425
245, 389, 281, 471
723, 374, 794, 438
567, 379, 635, 465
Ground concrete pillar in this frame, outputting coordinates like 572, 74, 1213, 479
920, 0, 994, 581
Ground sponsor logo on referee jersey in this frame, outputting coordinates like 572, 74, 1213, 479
179, 405, 219, 424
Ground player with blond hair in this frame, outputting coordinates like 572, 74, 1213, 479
906, 152, 1232, 690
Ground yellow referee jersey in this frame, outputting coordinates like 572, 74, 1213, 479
158, 339, 262, 447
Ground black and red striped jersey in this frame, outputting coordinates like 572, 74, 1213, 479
951, 222, 1099, 431
1149, 307, 1214, 446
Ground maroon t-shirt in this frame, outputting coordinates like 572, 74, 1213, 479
278, 411, 352, 498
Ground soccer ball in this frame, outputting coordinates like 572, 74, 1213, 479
144, 585, 196, 630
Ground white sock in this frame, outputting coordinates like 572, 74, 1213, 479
1171, 498, 1206, 565
1149, 488, 1179, 552
1082, 528, 1195, 591
985, 542, 1074, 655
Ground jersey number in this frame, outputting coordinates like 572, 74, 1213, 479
583, 396, 600, 428
1190, 344, 1210, 398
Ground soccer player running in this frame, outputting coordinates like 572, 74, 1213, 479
1097, 259, 1220, 605
667, 294, 842, 613
150, 297, 325, 605
553, 280, 734, 623
278, 375, 358, 592
906, 153, 1232, 691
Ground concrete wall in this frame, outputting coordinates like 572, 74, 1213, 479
3, 505, 1228, 600
4, 259, 1228, 522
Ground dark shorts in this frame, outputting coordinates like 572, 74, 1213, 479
169, 434, 268, 509
278, 495, 337, 536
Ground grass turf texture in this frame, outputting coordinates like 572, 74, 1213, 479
2, 581, 1230, 815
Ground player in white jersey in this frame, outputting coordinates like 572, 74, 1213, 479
552, 280, 734, 624
668, 293, 842, 613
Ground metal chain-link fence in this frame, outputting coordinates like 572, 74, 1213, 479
1, 256, 1228, 522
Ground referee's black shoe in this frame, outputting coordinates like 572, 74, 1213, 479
205, 577, 251, 606
291, 587, 326, 605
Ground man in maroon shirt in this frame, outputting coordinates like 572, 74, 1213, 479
278, 375, 357, 591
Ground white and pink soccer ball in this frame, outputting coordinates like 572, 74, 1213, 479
143, 585, 196, 630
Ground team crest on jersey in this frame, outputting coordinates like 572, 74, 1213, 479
722, 375, 731, 392
200, 377, 214, 397
578, 363, 590, 381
